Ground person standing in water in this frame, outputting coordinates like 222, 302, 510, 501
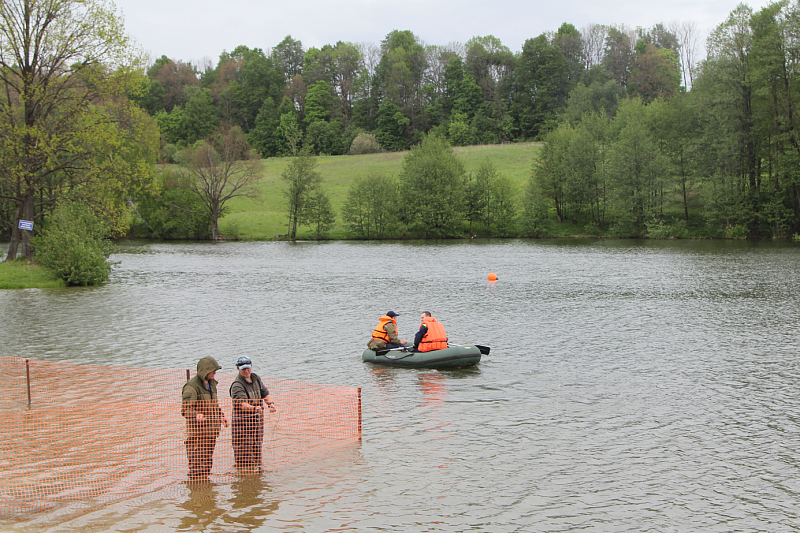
182, 356, 228, 481
229, 356, 276, 472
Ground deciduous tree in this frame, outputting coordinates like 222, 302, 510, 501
399, 133, 465, 237
281, 152, 322, 239
171, 127, 262, 241
0, 0, 157, 260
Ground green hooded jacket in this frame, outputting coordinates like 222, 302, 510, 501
182, 356, 223, 431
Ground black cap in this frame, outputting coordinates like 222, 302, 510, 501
386, 311, 399, 317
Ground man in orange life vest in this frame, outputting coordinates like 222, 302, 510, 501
367, 311, 407, 350
413, 311, 448, 352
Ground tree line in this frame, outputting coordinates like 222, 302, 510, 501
531, 2, 800, 239
130, 21, 700, 161
4, 0, 800, 267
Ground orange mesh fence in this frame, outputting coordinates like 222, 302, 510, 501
0, 357, 361, 516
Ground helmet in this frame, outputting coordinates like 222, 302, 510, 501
235, 356, 252, 369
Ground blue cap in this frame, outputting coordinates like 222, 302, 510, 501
386, 311, 399, 317
236, 356, 252, 369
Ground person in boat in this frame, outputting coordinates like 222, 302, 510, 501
368, 311, 407, 350
181, 356, 229, 481
413, 311, 448, 352
230, 356, 276, 472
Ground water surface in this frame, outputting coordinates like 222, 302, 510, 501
2, 239, 799, 531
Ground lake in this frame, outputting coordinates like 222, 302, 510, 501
1, 238, 799, 531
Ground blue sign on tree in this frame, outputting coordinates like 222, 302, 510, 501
18, 220, 33, 231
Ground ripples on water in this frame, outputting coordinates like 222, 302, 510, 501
2, 239, 800, 531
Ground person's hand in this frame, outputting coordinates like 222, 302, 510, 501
255, 405, 263, 414
401, 339, 407, 345
196, 413, 205, 423
222, 415, 229, 428
267, 401, 276, 413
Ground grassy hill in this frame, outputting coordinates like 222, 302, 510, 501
221, 143, 541, 240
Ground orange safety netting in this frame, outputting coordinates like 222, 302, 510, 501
0, 357, 361, 516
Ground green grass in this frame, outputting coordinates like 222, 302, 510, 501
220, 142, 542, 240
0, 258, 66, 289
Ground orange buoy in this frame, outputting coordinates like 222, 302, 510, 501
488, 273, 498, 281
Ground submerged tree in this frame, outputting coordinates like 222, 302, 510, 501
32, 200, 115, 286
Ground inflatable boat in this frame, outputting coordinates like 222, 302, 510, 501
362, 344, 489, 369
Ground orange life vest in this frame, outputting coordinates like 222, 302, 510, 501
419, 316, 447, 352
372, 315, 397, 343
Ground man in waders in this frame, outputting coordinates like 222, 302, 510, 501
230, 356, 276, 472
182, 356, 228, 481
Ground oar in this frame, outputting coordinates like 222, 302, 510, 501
374, 347, 407, 357
447, 343, 491, 355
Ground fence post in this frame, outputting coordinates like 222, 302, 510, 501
25, 359, 31, 406
186, 369, 190, 381
357, 387, 362, 440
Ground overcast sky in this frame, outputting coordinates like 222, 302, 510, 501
113, 0, 772, 66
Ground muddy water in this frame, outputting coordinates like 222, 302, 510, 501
2, 239, 800, 531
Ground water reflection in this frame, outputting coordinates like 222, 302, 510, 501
418, 372, 446, 407
226, 475, 279, 531
177, 481, 225, 531
176, 475, 279, 532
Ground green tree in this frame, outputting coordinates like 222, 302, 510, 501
603, 26, 635, 88
342, 173, 398, 238
399, 133, 465, 237
473, 159, 517, 236
348, 132, 383, 155
304, 80, 335, 124
650, 95, 699, 223
377, 30, 428, 134
249, 97, 282, 157
448, 112, 474, 146
376, 100, 409, 151
553, 23, 585, 85
607, 99, 665, 235
509, 34, 572, 139
531, 124, 571, 223
464, 35, 515, 106
155, 107, 186, 144
491, 173, 518, 236
522, 168, 551, 236
301, 187, 336, 239
0, 0, 157, 260
182, 88, 219, 144
279, 113, 303, 156
305, 120, 343, 155
128, 176, 211, 240
32, 200, 115, 286
694, 4, 759, 235
272, 35, 305, 82
282, 152, 322, 239
453, 72, 483, 119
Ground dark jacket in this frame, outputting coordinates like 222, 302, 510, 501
182, 356, 224, 433
230, 372, 269, 416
